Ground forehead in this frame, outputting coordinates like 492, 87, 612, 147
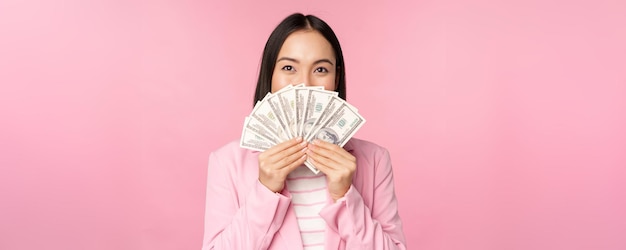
277, 30, 336, 61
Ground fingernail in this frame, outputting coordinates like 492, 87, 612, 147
295, 137, 302, 142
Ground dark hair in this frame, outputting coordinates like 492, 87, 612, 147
253, 13, 346, 106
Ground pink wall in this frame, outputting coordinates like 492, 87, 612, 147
1, 0, 625, 249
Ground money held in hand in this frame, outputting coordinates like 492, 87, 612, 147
240, 84, 366, 173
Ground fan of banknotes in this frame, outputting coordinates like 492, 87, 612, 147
239, 84, 366, 173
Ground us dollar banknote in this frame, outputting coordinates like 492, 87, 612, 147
302, 88, 337, 140
240, 117, 274, 151
310, 101, 365, 147
240, 85, 365, 173
250, 92, 289, 141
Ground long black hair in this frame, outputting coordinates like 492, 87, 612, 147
253, 13, 346, 106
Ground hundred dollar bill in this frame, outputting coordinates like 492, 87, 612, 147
295, 86, 324, 137
301, 89, 338, 174
294, 87, 308, 138
304, 94, 343, 142
250, 93, 289, 141
309, 101, 365, 147
241, 85, 365, 174
243, 115, 280, 145
302, 88, 337, 141
276, 87, 297, 138
303, 95, 362, 173
265, 86, 293, 139
240, 117, 274, 151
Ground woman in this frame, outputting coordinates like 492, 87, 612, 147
203, 13, 406, 250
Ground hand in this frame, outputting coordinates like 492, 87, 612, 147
258, 137, 308, 193
306, 139, 356, 201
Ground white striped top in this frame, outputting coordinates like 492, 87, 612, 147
286, 165, 328, 250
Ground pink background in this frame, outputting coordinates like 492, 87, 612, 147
1, 0, 625, 249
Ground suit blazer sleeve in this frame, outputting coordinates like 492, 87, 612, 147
319, 147, 407, 250
202, 149, 291, 250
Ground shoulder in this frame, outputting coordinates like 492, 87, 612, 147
211, 140, 244, 155
211, 139, 255, 155
344, 137, 391, 165
209, 139, 259, 167
345, 137, 389, 156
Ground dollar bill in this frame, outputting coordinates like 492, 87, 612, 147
240, 85, 365, 174
276, 87, 297, 138
304, 95, 343, 142
265, 86, 293, 140
302, 88, 337, 140
240, 117, 274, 151
295, 86, 324, 137
250, 92, 289, 141
309, 101, 365, 147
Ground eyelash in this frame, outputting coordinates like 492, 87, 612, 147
281, 65, 329, 73
315, 67, 328, 73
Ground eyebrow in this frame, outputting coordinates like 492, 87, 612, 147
276, 57, 334, 66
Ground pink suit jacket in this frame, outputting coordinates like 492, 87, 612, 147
202, 138, 406, 250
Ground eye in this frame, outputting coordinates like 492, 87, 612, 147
314, 67, 328, 73
281, 65, 294, 71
